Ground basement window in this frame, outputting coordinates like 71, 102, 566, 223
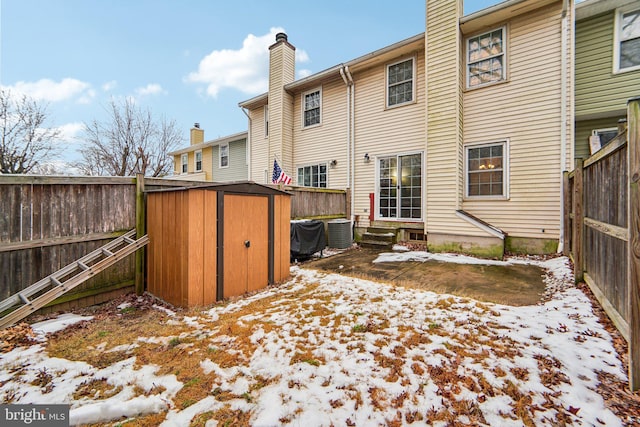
408, 230, 426, 241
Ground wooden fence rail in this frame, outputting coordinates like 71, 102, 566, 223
564, 97, 640, 390
288, 186, 348, 219
0, 176, 347, 314
0, 176, 204, 312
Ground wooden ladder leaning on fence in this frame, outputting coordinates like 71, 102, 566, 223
0, 230, 149, 329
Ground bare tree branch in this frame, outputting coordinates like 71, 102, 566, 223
76, 98, 183, 177
0, 89, 61, 174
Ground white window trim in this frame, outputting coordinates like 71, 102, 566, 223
194, 150, 202, 172
219, 144, 229, 169
374, 150, 424, 222
385, 57, 416, 109
264, 105, 269, 138
296, 162, 328, 187
181, 153, 188, 174
613, 5, 640, 73
593, 127, 618, 136
464, 140, 510, 200
301, 87, 322, 129
465, 26, 507, 90
590, 127, 619, 153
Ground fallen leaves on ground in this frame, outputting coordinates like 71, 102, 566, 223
0, 258, 635, 426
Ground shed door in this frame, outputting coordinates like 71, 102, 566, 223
223, 194, 269, 298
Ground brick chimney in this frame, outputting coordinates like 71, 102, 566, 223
190, 122, 204, 145
268, 32, 295, 178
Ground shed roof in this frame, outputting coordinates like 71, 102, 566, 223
145, 180, 291, 196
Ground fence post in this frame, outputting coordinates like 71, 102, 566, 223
563, 171, 570, 256
572, 158, 584, 283
345, 187, 351, 220
628, 96, 640, 391
135, 174, 146, 296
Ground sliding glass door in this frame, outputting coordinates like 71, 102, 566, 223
378, 153, 422, 220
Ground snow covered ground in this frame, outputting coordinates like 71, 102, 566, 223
0, 253, 628, 426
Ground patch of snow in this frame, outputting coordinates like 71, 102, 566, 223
31, 313, 93, 336
0, 253, 626, 426
152, 304, 176, 317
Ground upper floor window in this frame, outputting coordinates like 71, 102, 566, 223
264, 105, 269, 137
220, 144, 229, 168
615, 7, 640, 72
387, 58, 414, 107
467, 28, 505, 88
195, 150, 202, 172
297, 163, 327, 188
303, 89, 321, 128
181, 153, 188, 174
465, 141, 508, 198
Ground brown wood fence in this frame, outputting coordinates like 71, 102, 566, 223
564, 97, 640, 390
0, 177, 347, 314
0, 175, 199, 313
288, 186, 348, 219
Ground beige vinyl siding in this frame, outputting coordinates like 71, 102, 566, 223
352, 49, 426, 227
268, 42, 296, 177
249, 106, 268, 183
212, 139, 247, 182
173, 156, 181, 175
426, 0, 477, 236
463, 3, 570, 240
292, 79, 347, 188
576, 10, 640, 119
575, 116, 625, 159
202, 147, 213, 181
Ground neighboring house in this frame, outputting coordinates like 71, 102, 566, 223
168, 124, 248, 182
575, 0, 639, 158
239, 0, 574, 256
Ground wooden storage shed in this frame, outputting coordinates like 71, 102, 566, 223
146, 182, 290, 307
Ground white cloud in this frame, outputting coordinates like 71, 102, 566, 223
186, 27, 310, 98
296, 50, 309, 63
55, 122, 84, 143
102, 80, 117, 92
297, 69, 312, 79
135, 83, 166, 97
2, 78, 93, 103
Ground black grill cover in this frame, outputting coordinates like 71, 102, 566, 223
290, 220, 326, 260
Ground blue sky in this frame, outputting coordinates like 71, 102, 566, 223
1, 0, 502, 166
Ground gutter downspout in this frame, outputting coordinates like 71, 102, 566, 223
340, 66, 351, 215
240, 107, 251, 180
345, 66, 355, 225
558, 0, 569, 253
